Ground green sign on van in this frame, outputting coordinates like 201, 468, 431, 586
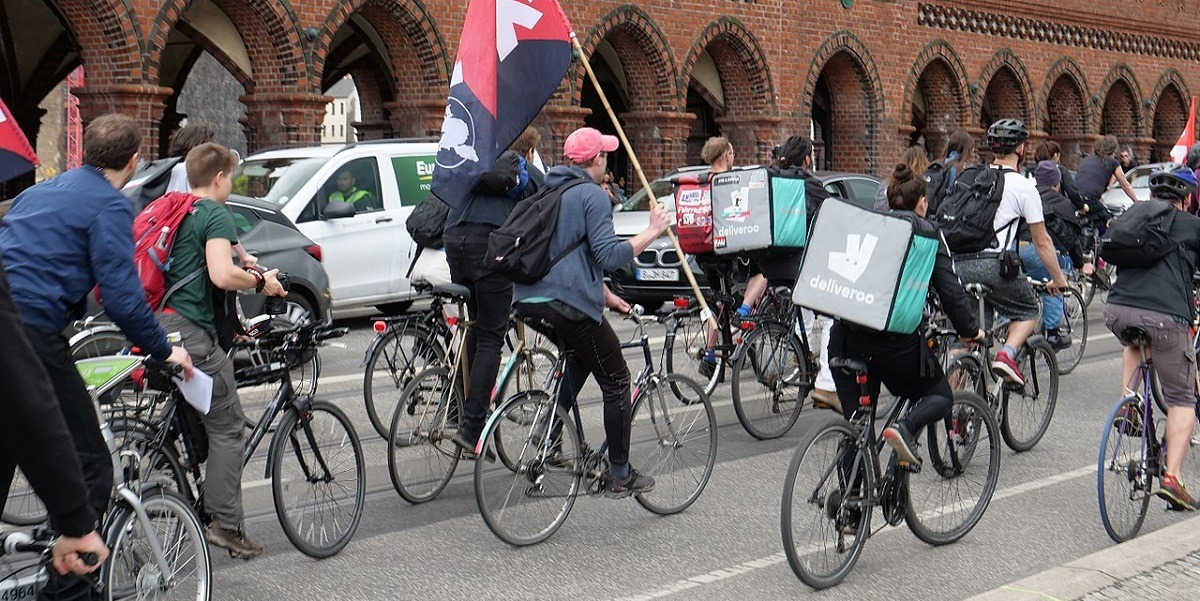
392, 155, 437, 206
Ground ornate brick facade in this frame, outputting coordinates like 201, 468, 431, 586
12, 0, 1200, 181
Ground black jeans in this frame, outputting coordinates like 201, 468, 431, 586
828, 322, 952, 435
444, 224, 514, 436
516, 302, 633, 467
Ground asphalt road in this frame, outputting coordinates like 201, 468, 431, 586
183, 302, 1200, 600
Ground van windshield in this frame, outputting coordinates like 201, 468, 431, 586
233, 157, 327, 206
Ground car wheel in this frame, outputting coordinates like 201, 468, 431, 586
376, 301, 414, 315
275, 291, 316, 327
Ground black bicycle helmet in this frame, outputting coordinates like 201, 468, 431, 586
985, 119, 1029, 154
1149, 168, 1198, 201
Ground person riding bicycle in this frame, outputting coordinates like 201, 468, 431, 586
952, 119, 1068, 386
1017, 160, 1093, 350
1075, 134, 1137, 223
1104, 168, 1200, 510
156, 143, 286, 558
829, 163, 984, 467
512, 127, 670, 497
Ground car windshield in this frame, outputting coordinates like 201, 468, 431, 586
619, 181, 675, 212
233, 157, 327, 205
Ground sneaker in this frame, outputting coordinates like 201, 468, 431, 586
1156, 474, 1198, 511
205, 524, 264, 559
1113, 405, 1143, 437
991, 351, 1026, 386
1046, 329, 1072, 351
882, 423, 921, 468
451, 428, 495, 461
606, 468, 655, 498
810, 388, 842, 414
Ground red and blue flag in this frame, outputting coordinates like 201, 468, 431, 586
432, 0, 574, 207
0, 97, 36, 184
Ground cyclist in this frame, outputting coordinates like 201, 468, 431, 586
829, 163, 984, 467
1104, 169, 1200, 510
156, 142, 286, 558
953, 119, 1067, 385
1075, 134, 1136, 221
512, 126, 670, 496
1018, 160, 1092, 350
0, 270, 109, 578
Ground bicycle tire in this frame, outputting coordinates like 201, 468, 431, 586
906, 392, 1001, 545
1000, 341, 1059, 452
386, 366, 461, 503
474, 391, 581, 546
631, 374, 717, 515
731, 320, 807, 440
1054, 288, 1087, 375
270, 401, 365, 558
1097, 396, 1153, 543
2, 468, 47, 526
364, 322, 446, 439
780, 414, 871, 590
102, 485, 211, 601
109, 419, 194, 503
69, 329, 130, 360
663, 313, 722, 403
493, 346, 558, 405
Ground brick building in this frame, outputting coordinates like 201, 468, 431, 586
3, 0, 1198, 191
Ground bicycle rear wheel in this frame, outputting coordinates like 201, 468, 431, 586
906, 392, 1001, 545
1054, 288, 1087, 375
780, 415, 871, 590
2, 469, 47, 525
1097, 396, 1153, 543
103, 486, 211, 601
387, 367, 461, 503
364, 323, 446, 439
731, 320, 807, 440
1000, 342, 1059, 452
663, 313, 722, 403
270, 400, 365, 558
474, 391, 581, 546
631, 374, 717, 515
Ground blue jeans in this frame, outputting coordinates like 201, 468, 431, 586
1018, 244, 1073, 329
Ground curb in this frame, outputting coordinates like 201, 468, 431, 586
965, 513, 1200, 601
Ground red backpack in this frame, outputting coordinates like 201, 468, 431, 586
132, 191, 204, 310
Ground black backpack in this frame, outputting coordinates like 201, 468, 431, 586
406, 195, 449, 249
1099, 199, 1178, 268
486, 179, 588, 284
931, 165, 1012, 253
924, 162, 953, 215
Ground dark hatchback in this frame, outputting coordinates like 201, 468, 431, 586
607, 169, 882, 307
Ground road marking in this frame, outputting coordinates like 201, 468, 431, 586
610, 463, 1096, 601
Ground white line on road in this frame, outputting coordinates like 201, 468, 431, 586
609, 463, 1096, 601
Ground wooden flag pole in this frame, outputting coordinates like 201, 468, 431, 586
570, 34, 718, 330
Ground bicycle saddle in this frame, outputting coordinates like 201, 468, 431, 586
432, 283, 471, 300
828, 357, 869, 374
1119, 326, 1153, 347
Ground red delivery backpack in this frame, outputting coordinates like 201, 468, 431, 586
674, 173, 714, 255
132, 191, 204, 310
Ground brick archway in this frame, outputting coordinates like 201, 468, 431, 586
903, 40, 970, 159
976, 49, 1035, 129
803, 31, 885, 174
573, 5, 679, 111
680, 17, 777, 163
56, 0, 143, 85
1040, 58, 1091, 167
1098, 65, 1144, 154
1150, 71, 1190, 162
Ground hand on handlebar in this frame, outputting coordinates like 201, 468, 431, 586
1046, 275, 1069, 296
1081, 262, 1095, 276
603, 285, 631, 314
261, 268, 287, 297
167, 346, 194, 380
52, 531, 107, 576
960, 328, 986, 346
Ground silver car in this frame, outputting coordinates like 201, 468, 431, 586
1099, 162, 1174, 216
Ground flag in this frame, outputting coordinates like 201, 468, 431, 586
0, 97, 36, 183
1169, 96, 1197, 164
431, 0, 574, 208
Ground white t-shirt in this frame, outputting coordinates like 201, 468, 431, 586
166, 161, 190, 194
991, 167, 1043, 249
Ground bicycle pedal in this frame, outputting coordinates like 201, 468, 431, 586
897, 459, 922, 474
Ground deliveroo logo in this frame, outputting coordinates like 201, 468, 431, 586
828, 234, 878, 283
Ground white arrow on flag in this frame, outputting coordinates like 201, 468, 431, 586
497, 0, 544, 62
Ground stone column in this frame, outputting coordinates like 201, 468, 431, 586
618, 111, 695, 182
241, 93, 331, 151
353, 120, 392, 141
1133, 137, 1156, 165
1056, 133, 1097, 169
384, 97, 445, 139
538, 104, 591, 166
718, 114, 784, 166
72, 84, 173, 159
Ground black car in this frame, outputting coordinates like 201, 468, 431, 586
607, 169, 882, 307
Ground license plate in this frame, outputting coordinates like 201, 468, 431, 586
636, 268, 679, 282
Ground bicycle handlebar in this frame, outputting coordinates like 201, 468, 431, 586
0, 532, 98, 566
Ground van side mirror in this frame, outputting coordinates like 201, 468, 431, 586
324, 201, 356, 219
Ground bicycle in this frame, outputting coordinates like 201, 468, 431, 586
363, 283, 556, 439
1077, 224, 1115, 308
1031, 280, 1088, 375
473, 306, 718, 546
938, 281, 1060, 452
780, 356, 1001, 589
1, 469, 47, 526
730, 290, 817, 439
113, 322, 366, 559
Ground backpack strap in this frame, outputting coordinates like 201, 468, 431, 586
157, 267, 204, 312
543, 178, 594, 270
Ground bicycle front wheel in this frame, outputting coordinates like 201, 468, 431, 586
103, 486, 211, 601
475, 391, 582, 546
731, 320, 807, 440
1000, 342, 1059, 452
781, 415, 871, 590
387, 366, 461, 503
270, 401, 365, 558
1055, 288, 1087, 375
631, 374, 717, 515
2, 468, 47, 525
364, 323, 446, 439
663, 313, 722, 403
906, 392, 1001, 545
1097, 396, 1152, 543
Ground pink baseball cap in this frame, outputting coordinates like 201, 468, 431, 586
563, 127, 619, 163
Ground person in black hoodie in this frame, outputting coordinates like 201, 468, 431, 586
444, 127, 541, 451
828, 163, 984, 468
